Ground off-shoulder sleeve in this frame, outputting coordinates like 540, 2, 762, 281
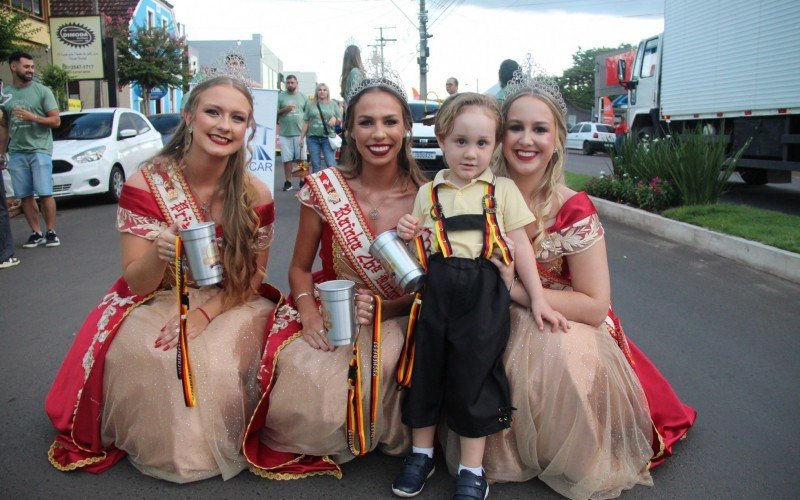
116, 183, 167, 240
538, 212, 604, 261
253, 201, 275, 251
296, 182, 325, 218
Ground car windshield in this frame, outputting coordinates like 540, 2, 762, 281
409, 102, 440, 123
597, 124, 615, 133
149, 114, 182, 134
54, 113, 114, 140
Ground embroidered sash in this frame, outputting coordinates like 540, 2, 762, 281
306, 168, 403, 299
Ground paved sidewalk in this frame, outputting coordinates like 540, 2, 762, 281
592, 196, 800, 284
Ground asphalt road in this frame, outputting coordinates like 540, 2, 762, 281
1, 186, 799, 499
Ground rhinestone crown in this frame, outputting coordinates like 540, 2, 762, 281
503, 53, 567, 116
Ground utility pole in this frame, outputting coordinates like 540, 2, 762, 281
369, 26, 396, 76
417, 0, 431, 97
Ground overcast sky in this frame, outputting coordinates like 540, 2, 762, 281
169, 0, 664, 98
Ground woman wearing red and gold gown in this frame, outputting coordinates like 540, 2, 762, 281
45, 76, 279, 483
244, 77, 425, 479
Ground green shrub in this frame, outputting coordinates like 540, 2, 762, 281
40, 64, 72, 111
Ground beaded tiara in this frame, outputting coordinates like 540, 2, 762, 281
503, 54, 567, 116
345, 59, 407, 103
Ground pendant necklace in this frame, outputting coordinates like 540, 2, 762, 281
364, 175, 400, 220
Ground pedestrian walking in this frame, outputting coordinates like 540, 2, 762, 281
0, 51, 61, 248
277, 74, 308, 191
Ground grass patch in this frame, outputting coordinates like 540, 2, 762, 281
662, 204, 800, 253
565, 171, 593, 191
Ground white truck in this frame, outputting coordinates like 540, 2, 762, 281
617, 0, 800, 184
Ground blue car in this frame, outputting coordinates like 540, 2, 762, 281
149, 113, 182, 146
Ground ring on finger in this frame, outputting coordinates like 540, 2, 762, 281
368, 304, 374, 312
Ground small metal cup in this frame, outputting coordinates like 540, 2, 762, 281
369, 230, 425, 293
179, 222, 223, 286
315, 280, 358, 346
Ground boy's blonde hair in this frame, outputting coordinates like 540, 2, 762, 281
434, 92, 502, 142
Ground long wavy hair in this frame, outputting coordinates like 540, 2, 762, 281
339, 80, 426, 188
156, 76, 260, 308
494, 89, 567, 251
340, 45, 364, 100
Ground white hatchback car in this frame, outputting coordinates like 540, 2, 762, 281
408, 100, 444, 174
51, 108, 163, 201
566, 121, 615, 155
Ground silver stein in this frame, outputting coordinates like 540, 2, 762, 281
369, 230, 425, 293
315, 280, 358, 346
179, 222, 223, 286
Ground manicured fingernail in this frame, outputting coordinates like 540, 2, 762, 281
154, 340, 161, 347
163, 345, 170, 351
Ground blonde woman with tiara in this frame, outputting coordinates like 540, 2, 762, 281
438, 69, 696, 499
45, 76, 279, 482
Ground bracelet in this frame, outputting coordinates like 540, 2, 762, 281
294, 292, 313, 302
508, 277, 518, 293
196, 306, 212, 323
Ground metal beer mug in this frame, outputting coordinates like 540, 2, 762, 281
369, 230, 425, 293
179, 222, 223, 286
315, 280, 358, 346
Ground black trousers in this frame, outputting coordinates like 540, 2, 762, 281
402, 253, 513, 438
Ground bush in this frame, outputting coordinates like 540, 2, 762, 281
609, 126, 748, 206
40, 64, 72, 111
635, 177, 679, 212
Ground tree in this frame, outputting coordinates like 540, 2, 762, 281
104, 14, 185, 115
0, 5, 40, 63
556, 44, 632, 111
40, 64, 72, 110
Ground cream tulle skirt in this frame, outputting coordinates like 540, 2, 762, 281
442, 304, 655, 499
261, 316, 411, 463
100, 287, 273, 483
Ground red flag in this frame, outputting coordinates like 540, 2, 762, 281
412, 87, 420, 100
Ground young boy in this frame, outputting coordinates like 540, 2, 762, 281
393, 93, 567, 499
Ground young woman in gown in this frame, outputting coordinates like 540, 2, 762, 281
46, 76, 279, 483
439, 76, 696, 499
244, 77, 426, 479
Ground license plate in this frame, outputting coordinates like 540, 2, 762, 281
412, 151, 436, 160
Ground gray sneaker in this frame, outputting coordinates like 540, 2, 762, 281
45, 230, 61, 247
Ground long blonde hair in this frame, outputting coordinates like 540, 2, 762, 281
494, 89, 567, 251
157, 76, 260, 308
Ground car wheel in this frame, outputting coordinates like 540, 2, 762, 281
106, 165, 125, 203
582, 141, 594, 155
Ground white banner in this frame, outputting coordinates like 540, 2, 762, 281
49, 16, 105, 80
248, 89, 279, 193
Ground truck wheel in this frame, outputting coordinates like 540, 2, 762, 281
582, 141, 594, 155
739, 168, 768, 186
106, 165, 125, 203
636, 126, 655, 144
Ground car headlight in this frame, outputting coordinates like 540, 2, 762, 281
72, 146, 106, 163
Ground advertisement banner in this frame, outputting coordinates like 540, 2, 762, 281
249, 89, 279, 193
602, 97, 614, 125
49, 16, 105, 80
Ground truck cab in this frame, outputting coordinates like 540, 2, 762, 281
618, 35, 662, 142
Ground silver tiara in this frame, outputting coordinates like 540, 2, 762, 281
345, 57, 407, 103
503, 53, 567, 116
192, 48, 255, 91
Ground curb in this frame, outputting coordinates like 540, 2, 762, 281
590, 196, 800, 285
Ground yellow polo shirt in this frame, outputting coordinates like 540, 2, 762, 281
411, 168, 535, 259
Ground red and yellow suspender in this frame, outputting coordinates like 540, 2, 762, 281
175, 235, 197, 407
346, 295, 383, 456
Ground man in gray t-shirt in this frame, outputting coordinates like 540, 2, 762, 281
276, 75, 308, 191
0, 51, 62, 249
